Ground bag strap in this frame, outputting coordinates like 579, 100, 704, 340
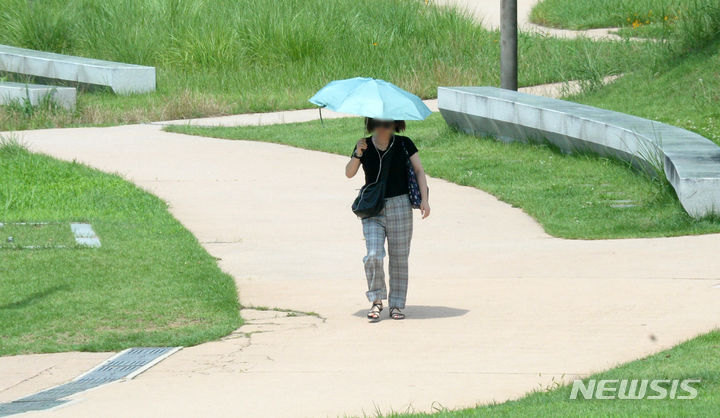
399, 136, 409, 157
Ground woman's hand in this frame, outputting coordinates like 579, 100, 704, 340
355, 138, 367, 157
420, 200, 430, 219
346, 139, 366, 178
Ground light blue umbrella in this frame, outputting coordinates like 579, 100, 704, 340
309, 77, 432, 121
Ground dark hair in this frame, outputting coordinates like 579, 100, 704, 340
364, 117, 406, 133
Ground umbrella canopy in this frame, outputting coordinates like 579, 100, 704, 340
309, 77, 432, 121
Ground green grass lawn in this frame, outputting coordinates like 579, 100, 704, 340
385, 330, 720, 417
571, 40, 720, 146
531, 0, 691, 30
531, 0, 720, 47
0, 0, 656, 131
166, 112, 720, 239
0, 138, 241, 355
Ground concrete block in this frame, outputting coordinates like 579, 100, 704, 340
0, 81, 76, 109
0, 44, 155, 94
438, 86, 720, 218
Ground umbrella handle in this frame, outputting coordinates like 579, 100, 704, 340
318, 107, 324, 127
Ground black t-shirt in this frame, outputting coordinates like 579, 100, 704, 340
352, 135, 418, 198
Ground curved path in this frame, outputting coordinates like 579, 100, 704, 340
436, 0, 621, 39
1, 123, 719, 417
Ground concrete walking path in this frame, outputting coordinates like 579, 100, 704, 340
1, 123, 719, 417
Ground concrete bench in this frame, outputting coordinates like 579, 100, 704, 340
438, 86, 720, 218
0, 44, 155, 94
0, 81, 76, 109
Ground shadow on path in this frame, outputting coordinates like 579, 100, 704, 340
352, 305, 469, 320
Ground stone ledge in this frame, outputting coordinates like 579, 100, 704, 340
0, 44, 155, 94
438, 86, 720, 218
0, 81, 76, 110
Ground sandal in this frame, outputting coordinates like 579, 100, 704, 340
367, 302, 383, 322
389, 307, 405, 320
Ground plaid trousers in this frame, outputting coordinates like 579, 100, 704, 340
361, 194, 413, 309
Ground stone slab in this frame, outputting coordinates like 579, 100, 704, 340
70, 222, 101, 248
0, 81, 76, 110
0, 44, 155, 94
438, 86, 720, 218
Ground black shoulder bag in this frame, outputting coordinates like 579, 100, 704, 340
352, 137, 397, 219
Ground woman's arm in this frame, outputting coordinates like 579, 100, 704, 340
345, 138, 367, 178
409, 153, 431, 219
346, 156, 361, 178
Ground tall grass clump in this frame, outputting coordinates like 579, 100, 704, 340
670, 0, 720, 53
2, 0, 77, 52
0, 134, 26, 156
531, 0, 691, 30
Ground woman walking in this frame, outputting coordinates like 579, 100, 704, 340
345, 118, 430, 322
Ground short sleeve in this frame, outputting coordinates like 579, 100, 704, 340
404, 137, 418, 157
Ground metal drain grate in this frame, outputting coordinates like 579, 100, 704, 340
0, 401, 69, 416
0, 347, 181, 417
